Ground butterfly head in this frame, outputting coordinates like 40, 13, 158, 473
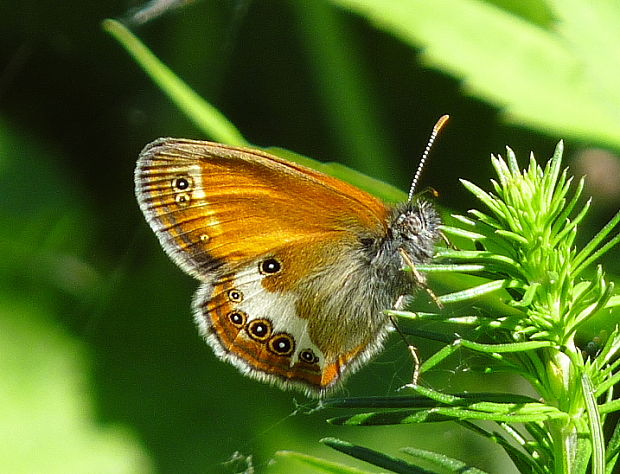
387, 199, 441, 267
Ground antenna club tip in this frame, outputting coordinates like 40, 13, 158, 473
408, 115, 450, 201
434, 115, 450, 132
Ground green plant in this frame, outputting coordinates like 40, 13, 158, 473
277, 143, 620, 473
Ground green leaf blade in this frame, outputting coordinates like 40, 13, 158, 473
329, 0, 620, 148
102, 19, 246, 145
321, 438, 435, 474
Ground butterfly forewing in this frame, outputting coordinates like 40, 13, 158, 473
135, 139, 389, 275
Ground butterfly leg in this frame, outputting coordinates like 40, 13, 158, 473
440, 229, 455, 249
408, 344, 421, 386
398, 248, 443, 309
389, 314, 421, 386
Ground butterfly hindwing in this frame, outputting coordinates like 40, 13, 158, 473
193, 263, 331, 391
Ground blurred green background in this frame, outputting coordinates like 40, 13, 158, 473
1, 1, 619, 473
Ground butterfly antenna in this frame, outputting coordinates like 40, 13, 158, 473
408, 114, 450, 202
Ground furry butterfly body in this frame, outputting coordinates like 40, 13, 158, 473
135, 139, 441, 396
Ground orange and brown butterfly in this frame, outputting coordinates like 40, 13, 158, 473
135, 116, 447, 396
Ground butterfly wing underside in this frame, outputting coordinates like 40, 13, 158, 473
135, 139, 391, 394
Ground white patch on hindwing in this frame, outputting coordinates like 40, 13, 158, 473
193, 262, 327, 370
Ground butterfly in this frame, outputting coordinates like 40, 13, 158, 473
134, 117, 446, 396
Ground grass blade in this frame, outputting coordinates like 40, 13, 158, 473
102, 19, 246, 145
321, 438, 434, 473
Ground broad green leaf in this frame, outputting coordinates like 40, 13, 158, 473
328, 0, 620, 149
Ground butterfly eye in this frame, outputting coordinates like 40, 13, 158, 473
227, 289, 243, 302
360, 237, 375, 248
246, 319, 272, 342
268, 333, 295, 356
259, 258, 282, 275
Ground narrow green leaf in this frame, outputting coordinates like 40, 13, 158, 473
592, 327, 620, 371
464, 421, 544, 474
320, 438, 434, 474
567, 280, 614, 334
407, 385, 472, 405
491, 152, 513, 187
458, 339, 553, 353
434, 407, 565, 423
328, 409, 453, 426
509, 282, 540, 308
390, 310, 484, 326
550, 177, 583, 236
274, 450, 373, 473
573, 209, 620, 274
321, 393, 538, 409
566, 196, 592, 230
414, 263, 486, 273
418, 344, 459, 373
102, 19, 246, 145
606, 415, 620, 465
410, 385, 553, 413
572, 436, 594, 474
505, 148, 520, 175
582, 374, 605, 474
267, 147, 407, 202
542, 141, 564, 205
437, 225, 486, 241
400, 447, 488, 474
494, 229, 530, 245
435, 252, 521, 277
606, 295, 620, 309
438, 279, 510, 303
291, 2, 399, 182
597, 370, 620, 400
467, 209, 503, 231
450, 214, 477, 227
599, 399, 620, 415
330, 406, 565, 425
433, 249, 491, 259
551, 199, 591, 248
460, 180, 503, 217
